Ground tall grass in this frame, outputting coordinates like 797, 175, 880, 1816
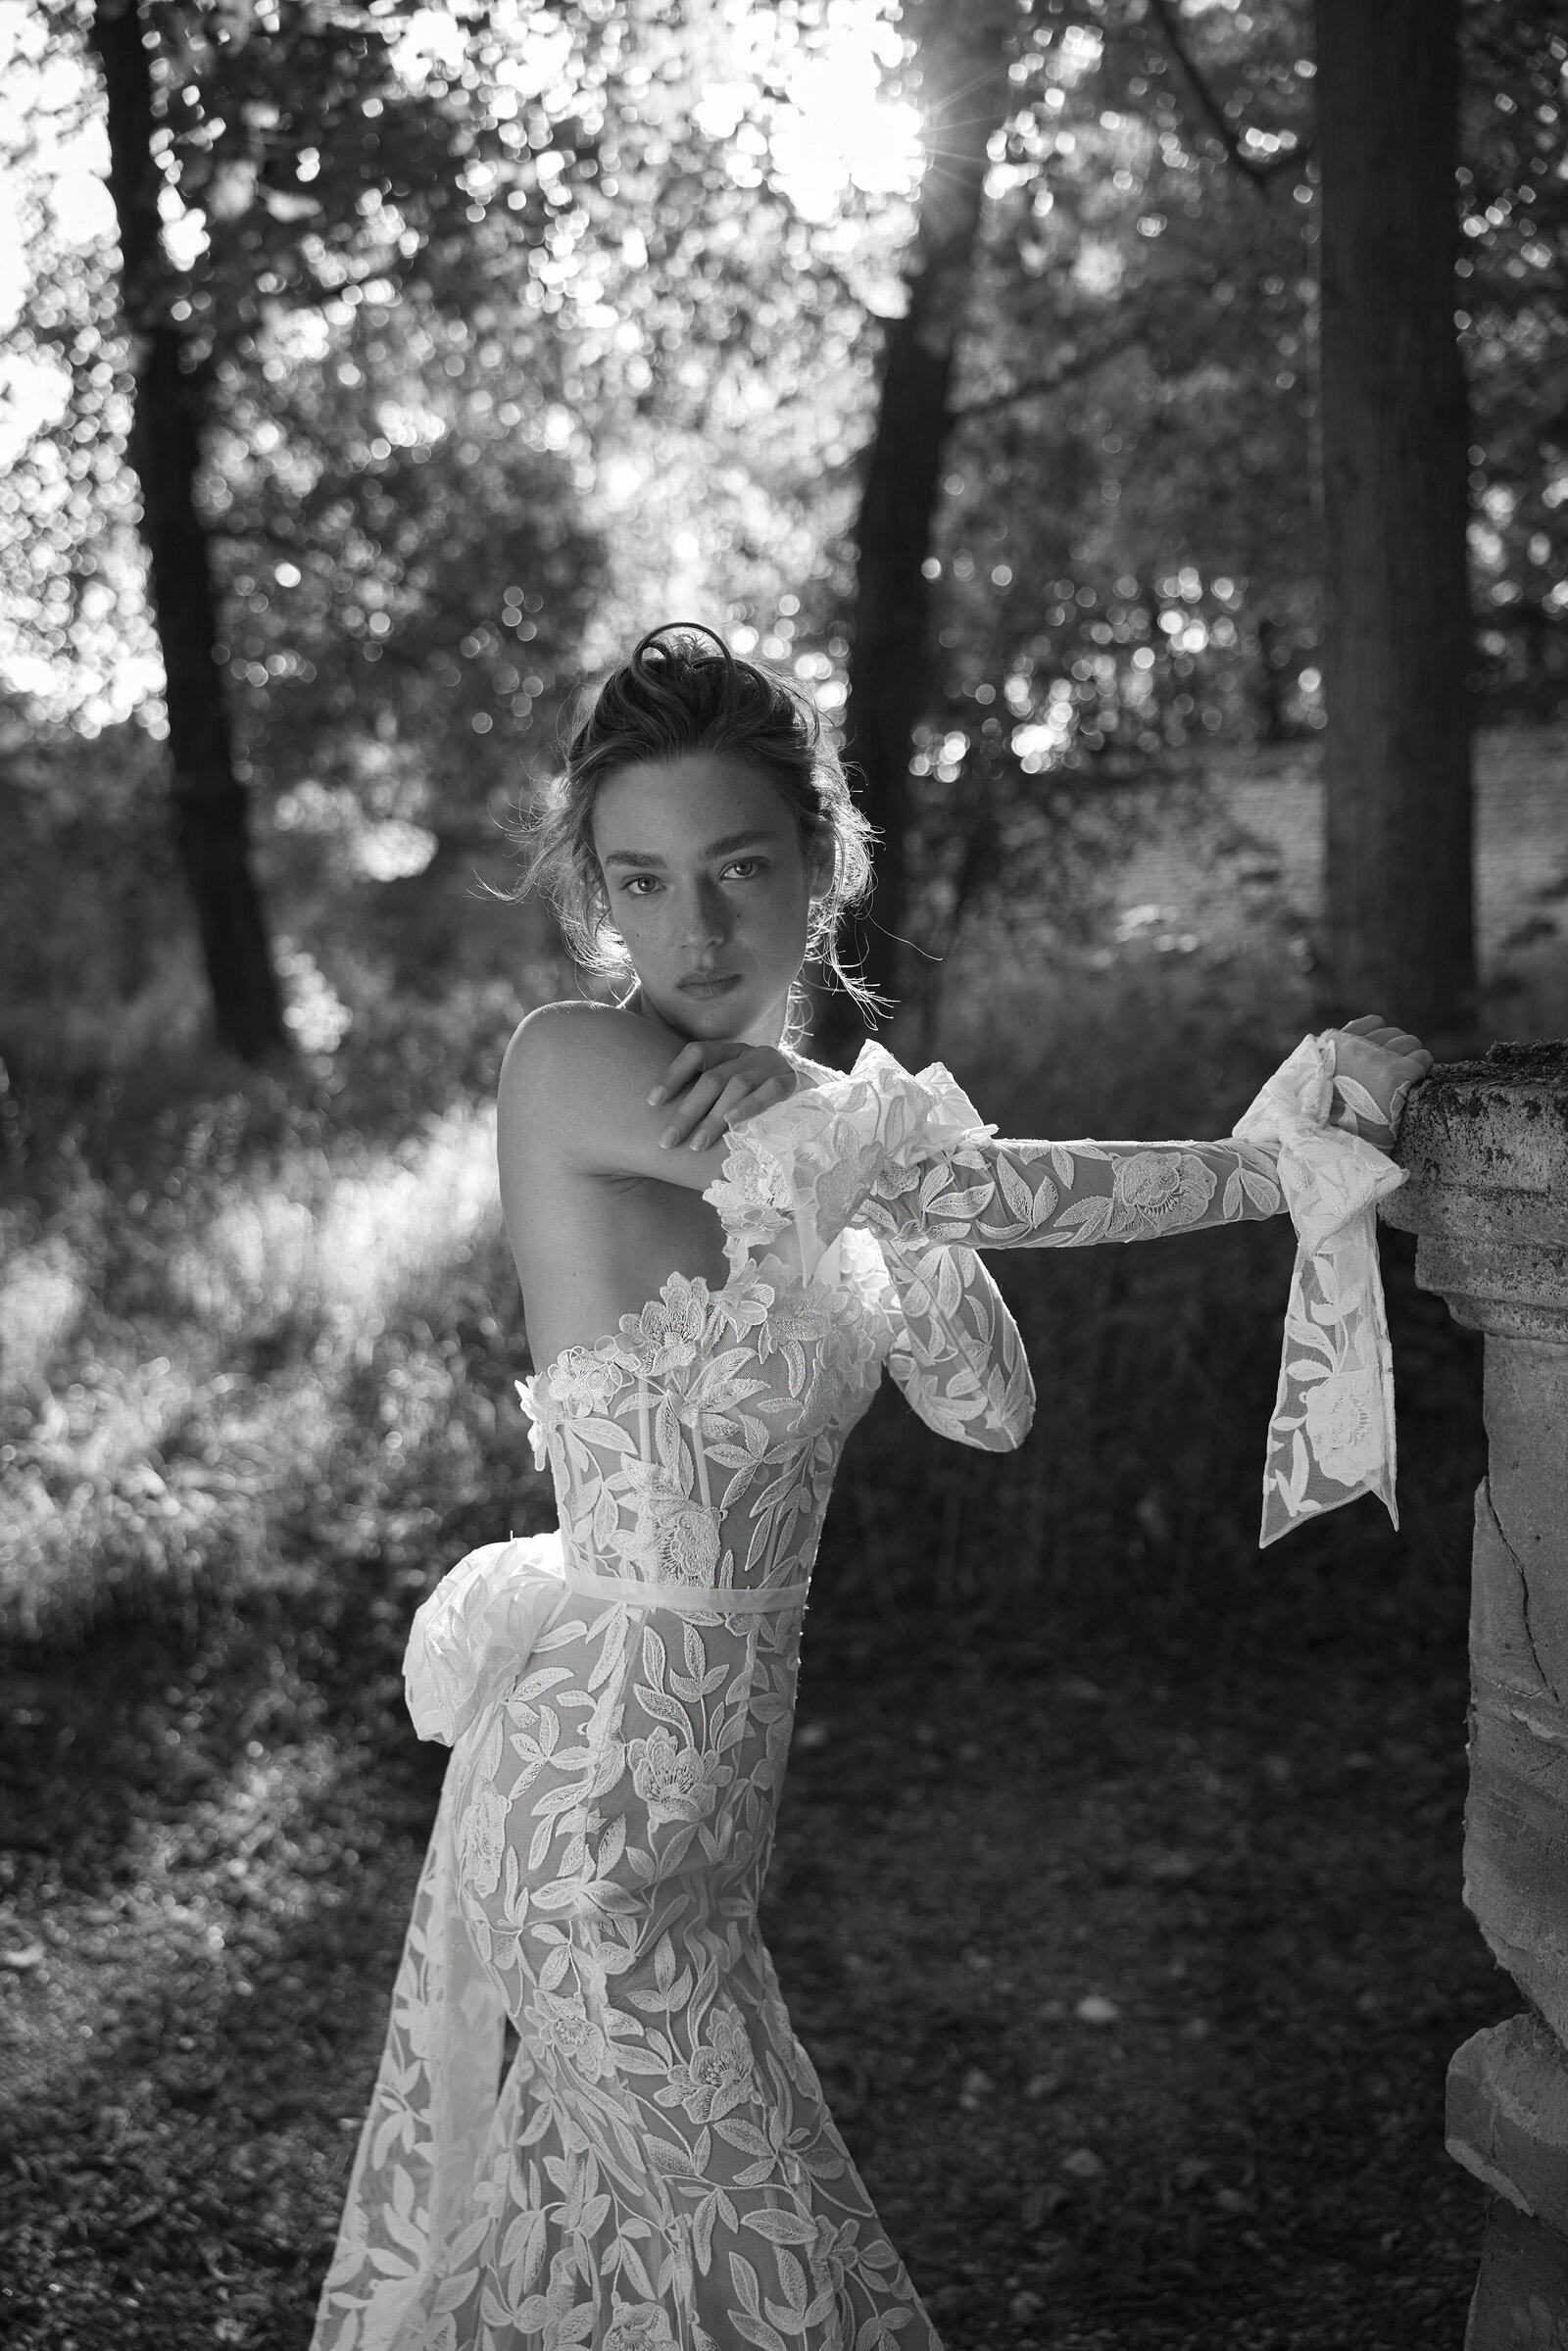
0, 986, 558, 1642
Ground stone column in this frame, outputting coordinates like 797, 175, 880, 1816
1382, 1042, 1568, 2344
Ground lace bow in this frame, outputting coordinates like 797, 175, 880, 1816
1233, 1033, 1407, 1547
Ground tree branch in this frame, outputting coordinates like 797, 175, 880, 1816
949, 323, 1148, 421
1145, 0, 1307, 191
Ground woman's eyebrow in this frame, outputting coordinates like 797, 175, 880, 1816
601, 847, 666, 869
701, 828, 782, 858
601, 829, 781, 871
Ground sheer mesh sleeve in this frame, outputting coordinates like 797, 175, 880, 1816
877, 1236, 1035, 1449
750, 1044, 1286, 1254
736, 1038, 1407, 1546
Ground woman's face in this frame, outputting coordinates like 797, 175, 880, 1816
591, 755, 825, 1045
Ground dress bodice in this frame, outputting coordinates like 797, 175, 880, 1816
518, 1238, 898, 1606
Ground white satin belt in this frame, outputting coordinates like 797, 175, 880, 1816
559, 1562, 811, 1615
1233, 1032, 1407, 1549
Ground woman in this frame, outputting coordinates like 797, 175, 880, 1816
312, 624, 1430, 2349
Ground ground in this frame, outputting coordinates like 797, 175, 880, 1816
0, 1428, 1499, 2349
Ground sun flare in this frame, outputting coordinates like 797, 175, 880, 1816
699, 0, 923, 224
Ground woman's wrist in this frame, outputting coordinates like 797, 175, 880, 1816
649, 1038, 799, 1151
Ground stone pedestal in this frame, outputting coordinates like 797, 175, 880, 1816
1383, 1042, 1568, 2346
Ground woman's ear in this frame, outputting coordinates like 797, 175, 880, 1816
806, 828, 837, 903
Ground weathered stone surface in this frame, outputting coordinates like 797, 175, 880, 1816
1484, 1339, 1568, 1589
1465, 1481, 1568, 2041
1386, 1046, 1568, 1340
1388, 1045, 1568, 2336
1464, 2196, 1568, 2351
1449, 2015, 1568, 2223
1391, 1043, 1568, 1212
1470, 1480, 1568, 1716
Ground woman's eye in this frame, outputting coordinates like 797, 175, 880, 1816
723, 858, 764, 881
620, 876, 660, 897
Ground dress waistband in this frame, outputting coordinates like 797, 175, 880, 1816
560, 1564, 809, 1616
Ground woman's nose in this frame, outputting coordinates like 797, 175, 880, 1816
679, 879, 729, 949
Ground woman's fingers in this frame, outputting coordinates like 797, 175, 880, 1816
647, 1040, 707, 1107
687, 1070, 791, 1151
653, 1044, 797, 1151
648, 1038, 743, 1106
658, 1068, 728, 1147
1337, 1015, 1431, 1061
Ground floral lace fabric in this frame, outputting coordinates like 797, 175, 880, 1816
313, 1038, 1399, 2351
1232, 1033, 1406, 1545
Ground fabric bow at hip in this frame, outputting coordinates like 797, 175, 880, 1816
1233, 1033, 1408, 1549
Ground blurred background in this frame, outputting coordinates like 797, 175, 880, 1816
0, 3, 1565, 2346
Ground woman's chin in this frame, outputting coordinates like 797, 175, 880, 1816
647, 979, 785, 1044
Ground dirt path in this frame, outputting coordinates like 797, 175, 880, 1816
1, 1533, 1496, 2350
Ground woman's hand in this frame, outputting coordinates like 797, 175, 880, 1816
648, 1039, 798, 1151
1328, 1014, 1434, 1150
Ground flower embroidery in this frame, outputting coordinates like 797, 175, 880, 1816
806, 2211, 864, 2292
656, 2005, 758, 2123
1302, 1369, 1384, 1487
627, 1277, 711, 1376
808, 1132, 893, 1240
1111, 1150, 1217, 1232
514, 2251, 600, 2347
604, 2304, 678, 2351
544, 1350, 626, 1418
628, 1724, 724, 1827
705, 1134, 792, 1273
525, 1988, 615, 2082
617, 1462, 723, 1585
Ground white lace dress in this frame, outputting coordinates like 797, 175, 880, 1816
312, 1038, 1402, 2351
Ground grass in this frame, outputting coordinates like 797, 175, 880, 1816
0, 928, 1498, 2348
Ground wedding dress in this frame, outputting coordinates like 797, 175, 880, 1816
312, 1036, 1401, 2351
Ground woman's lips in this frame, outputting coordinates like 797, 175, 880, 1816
677, 973, 743, 998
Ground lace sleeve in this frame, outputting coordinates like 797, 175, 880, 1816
746, 1043, 1286, 1253
878, 1237, 1035, 1450
738, 1038, 1408, 1547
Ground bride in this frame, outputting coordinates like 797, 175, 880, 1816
312, 623, 1430, 2350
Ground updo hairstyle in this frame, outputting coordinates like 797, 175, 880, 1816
517, 622, 878, 1012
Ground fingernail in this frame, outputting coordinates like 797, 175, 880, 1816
660, 1128, 676, 1148
647, 1088, 664, 1105
689, 1133, 707, 1151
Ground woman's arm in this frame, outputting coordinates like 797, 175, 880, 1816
808, 1123, 1287, 1254
736, 1027, 1429, 1259
497, 1004, 731, 1199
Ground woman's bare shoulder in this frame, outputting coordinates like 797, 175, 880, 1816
497, 1002, 716, 1186
501, 1001, 666, 1099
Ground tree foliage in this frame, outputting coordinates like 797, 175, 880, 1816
1, 0, 1564, 1049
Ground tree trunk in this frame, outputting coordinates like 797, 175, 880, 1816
817, 0, 1014, 1059
1315, 0, 1475, 1038
90, 0, 287, 1063
1255, 614, 1288, 745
